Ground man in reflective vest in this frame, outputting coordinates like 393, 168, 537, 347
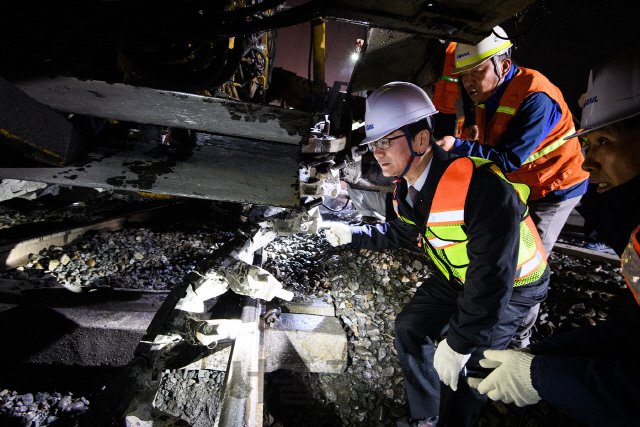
432, 41, 478, 141
440, 26, 590, 348
468, 49, 640, 427
323, 81, 550, 427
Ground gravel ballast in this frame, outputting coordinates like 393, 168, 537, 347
0, 197, 631, 427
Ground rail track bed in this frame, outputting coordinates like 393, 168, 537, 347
0, 196, 629, 427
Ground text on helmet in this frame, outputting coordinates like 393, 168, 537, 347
366, 124, 375, 131
456, 52, 470, 59
583, 96, 598, 108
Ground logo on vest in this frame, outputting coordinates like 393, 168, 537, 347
583, 96, 598, 108
366, 124, 375, 131
456, 52, 470, 59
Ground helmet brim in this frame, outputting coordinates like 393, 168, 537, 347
451, 57, 491, 75
359, 110, 439, 145
564, 110, 640, 140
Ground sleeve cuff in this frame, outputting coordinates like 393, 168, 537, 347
446, 333, 476, 356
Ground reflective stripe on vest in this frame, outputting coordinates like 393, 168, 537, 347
486, 103, 578, 166
428, 209, 465, 226
474, 67, 589, 200
622, 224, 640, 307
394, 157, 547, 287
522, 128, 576, 165
441, 75, 459, 83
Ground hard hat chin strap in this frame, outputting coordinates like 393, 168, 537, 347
492, 50, 510, 88
397, 125, 426, 179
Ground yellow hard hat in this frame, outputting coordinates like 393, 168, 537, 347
451, 26, 512, 74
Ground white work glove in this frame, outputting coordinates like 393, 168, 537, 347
467, 349, 541, 407
323, 222, 352, 246
433, 338, 471, 391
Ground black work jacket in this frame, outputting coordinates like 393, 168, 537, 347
350, 145, 543, 354
530, 301, 640, 427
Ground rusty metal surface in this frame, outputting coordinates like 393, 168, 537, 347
0, 135, 301, 207
14, 77, 311, 146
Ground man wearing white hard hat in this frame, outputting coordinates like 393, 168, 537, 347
440, 26, 591, 349
323, 81, 549, 426
468, 50, 640, 427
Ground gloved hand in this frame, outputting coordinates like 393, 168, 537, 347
433, 338, 471, 391
323, 222, 352, 246
467, 349, 541, 407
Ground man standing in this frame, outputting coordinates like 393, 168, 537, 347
432, 41, 478, 141
467, 49, 640, 427
446, 26, 589, 255
324, 82, 549, 426
441, 27, 590, 347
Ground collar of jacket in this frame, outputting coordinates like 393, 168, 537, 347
478, 63, 519, 123
395, 144, 458, 225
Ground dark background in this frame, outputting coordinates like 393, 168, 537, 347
274, 0, 640, 121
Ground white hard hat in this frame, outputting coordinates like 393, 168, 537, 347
451, 26, 512, 74
565, 49, 640, 139
360, 82, 438, 145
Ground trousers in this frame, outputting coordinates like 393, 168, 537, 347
509, 195, 582, 348
394, 269, 549, 426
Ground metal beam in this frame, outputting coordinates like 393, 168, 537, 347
14, 77, 311, 146
0, 134, 301, 207
0, 77, 85, 166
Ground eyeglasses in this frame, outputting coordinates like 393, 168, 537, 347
367, 134, 405, 151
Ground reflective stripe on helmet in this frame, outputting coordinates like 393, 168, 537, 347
454, 40, 512, 70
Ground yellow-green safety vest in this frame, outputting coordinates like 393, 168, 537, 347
394, 157, 547, 287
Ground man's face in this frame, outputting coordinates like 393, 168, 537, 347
582, 124, 640, 193
460, 60, 501, 104
371, 129, 411, 177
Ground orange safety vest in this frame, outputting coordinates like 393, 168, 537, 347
432, 42, 459, 115
457, 67, 589, 201
393, 157, 547, 287
623, 224, 640, 307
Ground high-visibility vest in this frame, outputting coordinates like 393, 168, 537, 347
456, 67, 589, 201
393, 157, 547, 287
622, 224, 640, 307
432, 42, 459, 115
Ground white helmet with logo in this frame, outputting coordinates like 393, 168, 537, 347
451, 26, 512, 74
566, 49, 640, 139
360, 81, 438, 145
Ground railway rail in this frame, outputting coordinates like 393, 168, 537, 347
1, 200, 348, 426
0, 200, 619, 426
